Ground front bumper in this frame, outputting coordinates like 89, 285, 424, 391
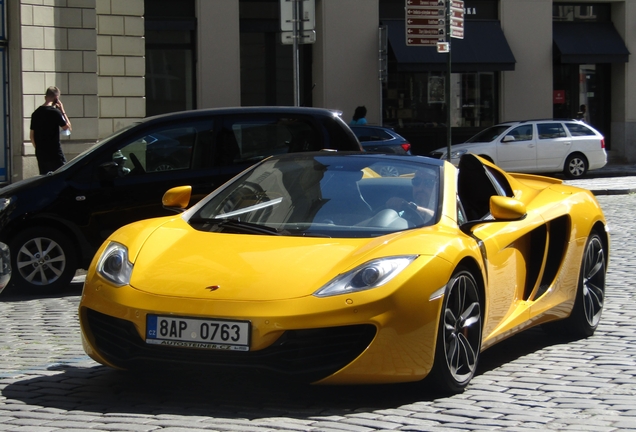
79, 265, 448, 384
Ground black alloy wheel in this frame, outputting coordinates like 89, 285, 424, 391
565, 232, 606, 337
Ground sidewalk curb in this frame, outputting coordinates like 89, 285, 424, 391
590, 188, 636, 196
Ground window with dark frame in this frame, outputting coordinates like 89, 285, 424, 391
144, 0, 197, 117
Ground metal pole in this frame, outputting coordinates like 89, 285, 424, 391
446, 0, 452, 162
292, 0, 301, 107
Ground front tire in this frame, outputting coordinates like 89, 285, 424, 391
429, 267, 482, 394
8, 227, 78, 294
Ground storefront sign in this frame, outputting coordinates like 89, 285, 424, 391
554, 90, 565, 104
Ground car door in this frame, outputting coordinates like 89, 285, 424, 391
495, 124, 537, 172
535, 122, 571, 171
65, 118, 227, 248
458, 155, 539, 343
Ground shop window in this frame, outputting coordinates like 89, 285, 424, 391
383, 72, 497, 130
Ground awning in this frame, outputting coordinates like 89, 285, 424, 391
384, 19, 516, 72
553, 22, 630, 64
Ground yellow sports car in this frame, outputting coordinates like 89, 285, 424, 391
78, 152, 608, 393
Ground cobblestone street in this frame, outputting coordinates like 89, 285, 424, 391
0, 192, 635, 431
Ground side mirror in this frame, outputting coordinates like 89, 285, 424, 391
502, 135, 516, 143
490, 196, 526, 220
162, 186, 192, 212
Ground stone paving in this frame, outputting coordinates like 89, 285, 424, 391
0, 186, 635, 431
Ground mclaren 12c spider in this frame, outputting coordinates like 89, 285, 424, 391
79, 152, 608, 393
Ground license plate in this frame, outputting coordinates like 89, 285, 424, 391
146, 315, 250, 351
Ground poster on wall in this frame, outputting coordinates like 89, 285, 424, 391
428, 76, 445, 103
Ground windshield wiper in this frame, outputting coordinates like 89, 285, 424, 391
189, 217, 282, 236
218, 197, 283, 219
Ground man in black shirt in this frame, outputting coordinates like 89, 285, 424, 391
30, 86, 72, 174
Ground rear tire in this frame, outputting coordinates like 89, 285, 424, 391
7, 227, 78, 294
561, 232, 606, 337
564, 153, 588, 178
428, 267, 482, 394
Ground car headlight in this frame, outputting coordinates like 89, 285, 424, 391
313, 255, 418, 298
450, 149, 468, 158
96, 242, 133, 287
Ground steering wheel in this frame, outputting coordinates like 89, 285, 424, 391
401, 203, 430, 226
128, 152, 146, 174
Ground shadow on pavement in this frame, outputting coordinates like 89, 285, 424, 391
1, 325, 571, 418
3, 365, 436, 417
0, 281, 83, 301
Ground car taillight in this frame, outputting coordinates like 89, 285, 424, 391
600, 138, 605, 149
401, 143, 411, 152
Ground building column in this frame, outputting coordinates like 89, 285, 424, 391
499, 0, 553, 122
196, 0, 240, 109
611, 1, 636, 163
313, 0, 381, 124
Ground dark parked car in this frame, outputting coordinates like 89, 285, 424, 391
351, 125, 411, 154
0, 107, 362, 293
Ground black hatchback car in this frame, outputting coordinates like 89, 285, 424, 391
0, 107, 362, 293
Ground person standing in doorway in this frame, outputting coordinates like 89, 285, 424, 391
30, 86, 72, 175
576, 104, 587, 122
350, 106, 368, 125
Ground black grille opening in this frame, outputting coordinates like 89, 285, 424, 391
85, 308, 376, 382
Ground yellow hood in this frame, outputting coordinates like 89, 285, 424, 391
129, 219, 388, 301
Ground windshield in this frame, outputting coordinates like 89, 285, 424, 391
466, 125, 512, 143
188, 154, 442, 238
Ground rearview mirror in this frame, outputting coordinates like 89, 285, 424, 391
490, 196, 526, 220
162, 186, 192, 213
502, 135, 516, 143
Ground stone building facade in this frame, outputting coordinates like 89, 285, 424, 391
4, 0, 636, 183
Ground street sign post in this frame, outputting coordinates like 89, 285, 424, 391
405, 0, 465, 161
280, 0, 316, 106
405, 0, 446, 46
450, 0, 464, 39
280, 0, 315, 31
281, 30, 316, 44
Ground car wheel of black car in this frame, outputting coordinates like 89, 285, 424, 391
564, 153, 588, 178
559, 231, 606, 338
429, 267, 482, 394
8, 227, 78, 294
